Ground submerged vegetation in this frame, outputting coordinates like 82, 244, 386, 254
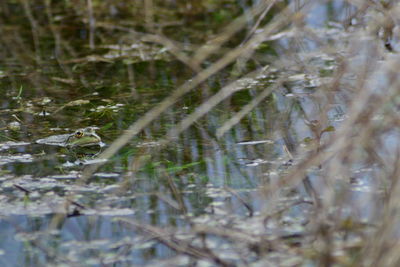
1, 0, 400, 266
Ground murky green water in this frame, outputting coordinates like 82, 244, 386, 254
0, 0, 394, 266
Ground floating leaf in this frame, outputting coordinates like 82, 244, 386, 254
322, 125, 335, 133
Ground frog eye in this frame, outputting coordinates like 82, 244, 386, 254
75, 131, 84, 138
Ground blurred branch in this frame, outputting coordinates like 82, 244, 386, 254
81, 1, 311, 182
21, 0, 41, 63
216, 78, 280, 138
87, 0, 95, 49
167, 67, 269, 140
192, 0, 278, 65
117, 218, 234, 267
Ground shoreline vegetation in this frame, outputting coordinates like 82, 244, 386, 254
1, 1, 400, 266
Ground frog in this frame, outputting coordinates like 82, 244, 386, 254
36, 127, 103, 148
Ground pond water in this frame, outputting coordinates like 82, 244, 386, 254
0, 0, 398, 266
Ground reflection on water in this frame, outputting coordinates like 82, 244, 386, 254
0, 0, 397, 265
